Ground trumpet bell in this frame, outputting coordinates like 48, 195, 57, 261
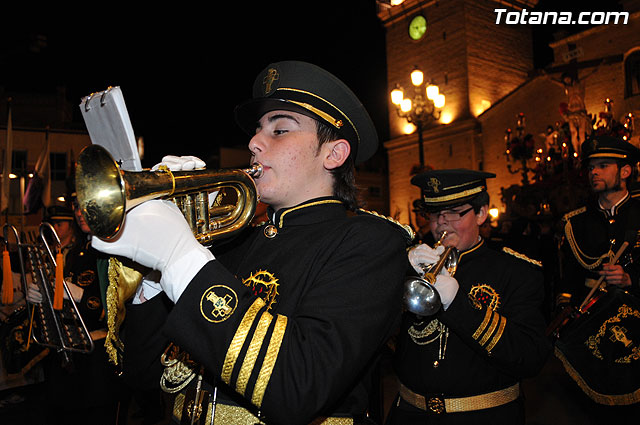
75, 144, 127, 240
403, 277, 442, 317
75, 144, 261, 244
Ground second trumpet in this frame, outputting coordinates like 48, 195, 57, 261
403, 231, 459, 316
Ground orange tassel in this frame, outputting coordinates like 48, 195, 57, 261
53, 250, 64, 310
2, 247, 13, 304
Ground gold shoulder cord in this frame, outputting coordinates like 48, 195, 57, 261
501, 247, 542, 268
160, 343, 199, 393
564, 219, 610, 270
357, 208, 415, 242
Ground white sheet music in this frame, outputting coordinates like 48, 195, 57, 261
79, 86, 142, 171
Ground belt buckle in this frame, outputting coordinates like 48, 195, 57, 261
427, 395, 446, 414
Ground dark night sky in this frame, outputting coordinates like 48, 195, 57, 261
0, 0, 625, 166
1, 1, 388, 166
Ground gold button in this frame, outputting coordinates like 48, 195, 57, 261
264, 225, 277, 238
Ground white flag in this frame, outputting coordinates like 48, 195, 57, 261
1, 103, 13, 213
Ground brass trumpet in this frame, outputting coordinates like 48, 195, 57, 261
75, 144, 262, 245
403, 231, 459, 316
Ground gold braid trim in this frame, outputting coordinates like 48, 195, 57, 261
501, 247, 542, 268
479, 312, 500, 347
473, 308, 493, 341
555, 346, 640, 405
357, 208, 415, 242
251, 314, 287, 408
105, 257, 143, 365
237, 311, 273, 396
221, 298, 265, 385
486, 315, 507, 353
159, 344, 198, 393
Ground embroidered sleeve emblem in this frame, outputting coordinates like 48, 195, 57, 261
200, 285, 238, 323
242, 270, 279, 311
469, 283, 501, 311
469, 284, 506, 353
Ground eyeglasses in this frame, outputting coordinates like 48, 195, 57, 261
427, 207, 475, 222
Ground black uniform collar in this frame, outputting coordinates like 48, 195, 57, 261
596, 191, 630, 217
457, 238, 485, 264
269, 197, 346, 229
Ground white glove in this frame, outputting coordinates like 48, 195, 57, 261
408, 243, 445, 275
91, 200, 215, 302
151, 155, 206, 171
26, 279, 83, 304
26, 283, 43, 304
434, 269, 459, 311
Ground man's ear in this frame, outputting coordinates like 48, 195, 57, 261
476, 205, 488, 226
323, 139, 351, 170
620, 163, 632, 180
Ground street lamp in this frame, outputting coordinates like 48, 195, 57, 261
390, 66, 445, 169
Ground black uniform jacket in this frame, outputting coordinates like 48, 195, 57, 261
394, 239, 550, 398
64, 235, 107, 332
125, 197, 411, 424
559, 193, 640, 303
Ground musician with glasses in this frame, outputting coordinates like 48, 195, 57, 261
385, 169, 550, 425
90, 60, 413, 425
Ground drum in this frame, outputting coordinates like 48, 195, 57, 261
555, 287, 640, 405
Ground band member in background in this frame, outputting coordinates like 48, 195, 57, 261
553, 135, 640, 420
412, 199, 435, 246
91, 60, 413, 425
26, 204, 122, 425
558, 135, 640, 307
386, 169, 550, 425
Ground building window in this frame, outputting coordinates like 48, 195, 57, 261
50, 152, 67, 181
624, 50, 640, 98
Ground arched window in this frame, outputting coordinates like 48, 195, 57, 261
624, 49, 640, 98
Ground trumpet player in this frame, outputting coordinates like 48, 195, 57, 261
91, 61, 413, 425
386, 169, 550, 425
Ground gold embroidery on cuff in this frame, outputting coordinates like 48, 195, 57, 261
221, 298, 265, 385
237, 312, 273, 395
251, 314, 288, 408
480, 312, 501, 347
486, 315, 507, 353
473, 308, 493, 340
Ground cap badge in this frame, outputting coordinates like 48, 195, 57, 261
200, 285, 238, 323
427, 178, 441, 193
263, 68, 279, 95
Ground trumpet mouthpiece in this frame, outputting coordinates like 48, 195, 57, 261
247, 162, 263, 178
